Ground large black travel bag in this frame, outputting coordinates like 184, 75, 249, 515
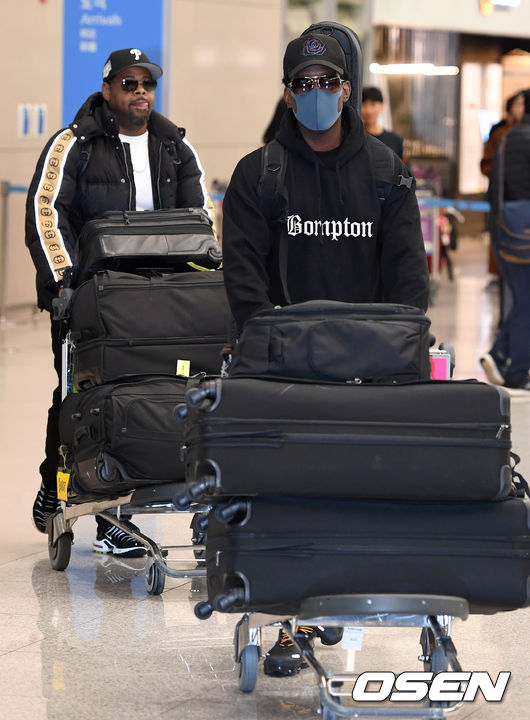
73, 208, 222, 285
180, 376, 514, 503
228, 301, 432, 384
204, 495, 530, 615
68, 270, 231, 390
58, 376, 187, 496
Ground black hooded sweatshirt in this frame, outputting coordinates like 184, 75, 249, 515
25, 92, 209, 310
222, 105, 429, 330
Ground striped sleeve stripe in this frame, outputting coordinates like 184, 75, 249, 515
181, 137, 217, 229
33, 129, 77, 282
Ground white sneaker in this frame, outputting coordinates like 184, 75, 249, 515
480, 353, 505, 386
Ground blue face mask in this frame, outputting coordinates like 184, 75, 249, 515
289, 86, 343, 131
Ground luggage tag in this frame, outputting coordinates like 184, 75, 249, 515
56, 446, 70, 501
56, 470, 70, 502
341, 626, 365, 650
176, 359, 191, 377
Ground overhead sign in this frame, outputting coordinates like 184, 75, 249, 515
63, 0, 164, 126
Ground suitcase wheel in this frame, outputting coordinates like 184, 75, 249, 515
194, 601, 214, 620
174, 403, 188, 421
214, 588, 245, 612
173, 491, 192, 510
214, 499, 248, 524
186, 478, 215, 501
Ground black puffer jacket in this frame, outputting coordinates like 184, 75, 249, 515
489, 114, 530, 213
25, 92, 210, 310
222, 105, 429, 329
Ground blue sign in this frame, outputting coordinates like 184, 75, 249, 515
63, 0, 164, 127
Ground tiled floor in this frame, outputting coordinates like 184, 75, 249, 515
0, 235, 528, 720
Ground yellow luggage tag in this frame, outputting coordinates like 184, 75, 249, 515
176, 359, 191, 378
56, 471, 70, 501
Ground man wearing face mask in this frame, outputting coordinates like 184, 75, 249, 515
222, 34, 428, 677
222, 34, 428, 333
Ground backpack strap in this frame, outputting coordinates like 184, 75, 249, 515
258, 139, 287, 223
258, 140, 291, 303
366, 137, 413, 201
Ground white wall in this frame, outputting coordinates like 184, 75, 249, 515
373, 0, 530, 37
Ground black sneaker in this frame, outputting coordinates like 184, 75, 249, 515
93, 523, 147, 558
32, 482, 61, 534
315, 626, 344, 646
263, 626, 316, 677
504, 374, 530, 391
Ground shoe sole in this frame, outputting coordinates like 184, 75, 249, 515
263, 660, 308, 677
93, 541, 147, 558
480, 355, 505, 386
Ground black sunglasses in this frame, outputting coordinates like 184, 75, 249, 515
288, 75, 343, 96
114, 77, 157, 92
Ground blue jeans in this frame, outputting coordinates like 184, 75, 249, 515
491, 248, 530, 382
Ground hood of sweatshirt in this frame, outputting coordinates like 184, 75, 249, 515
275, 104, 368, 210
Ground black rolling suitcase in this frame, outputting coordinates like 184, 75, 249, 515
205, 495, 530, 615
180, 377, 514, 503
228, 301, 432, 384
68, 270, 231, 390
73, 208, 222, 284
58, 376, 187, 496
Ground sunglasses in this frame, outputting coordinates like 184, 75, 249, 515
288, 75, 343, 95
115, 77, 157, 92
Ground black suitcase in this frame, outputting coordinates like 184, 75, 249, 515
69, 270, 231, 390
228, 301, 432, 384
204, 495, 530, 615
73, 208, 222, 284
58, 376, 187, 496
180, 377, 514, 503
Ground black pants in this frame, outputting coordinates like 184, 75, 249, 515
39, 316, 127, 532
39, 315, 62, 491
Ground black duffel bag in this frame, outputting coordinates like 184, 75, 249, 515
228, 300, 432, 384
59, 376, 187, 497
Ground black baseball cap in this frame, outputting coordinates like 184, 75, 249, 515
102, 48, 163, 82
283, 34, 347, 84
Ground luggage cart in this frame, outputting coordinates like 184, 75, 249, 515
47, 322, 208, 594
221, 594, 469, 720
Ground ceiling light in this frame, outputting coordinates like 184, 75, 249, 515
369, 63, 460, 76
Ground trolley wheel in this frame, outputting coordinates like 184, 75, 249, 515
145, 561, 165, 595
238, 644, 259, 693
48, 532, 73, 571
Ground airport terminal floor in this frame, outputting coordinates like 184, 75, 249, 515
0, 234, 529, 720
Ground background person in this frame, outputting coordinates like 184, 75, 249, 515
222, 33, 429, 676
361, 85, 404, 159
26, 48, 212, 556
481, 91, 530, 391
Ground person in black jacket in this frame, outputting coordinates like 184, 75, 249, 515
223, 35, 428, 333
481, 91, 530, 391
222, 34, 429, 677
26, 48, 213, 554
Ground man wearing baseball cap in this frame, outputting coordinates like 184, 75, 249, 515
26, 48, 213, 556
221, 33, 428, 676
